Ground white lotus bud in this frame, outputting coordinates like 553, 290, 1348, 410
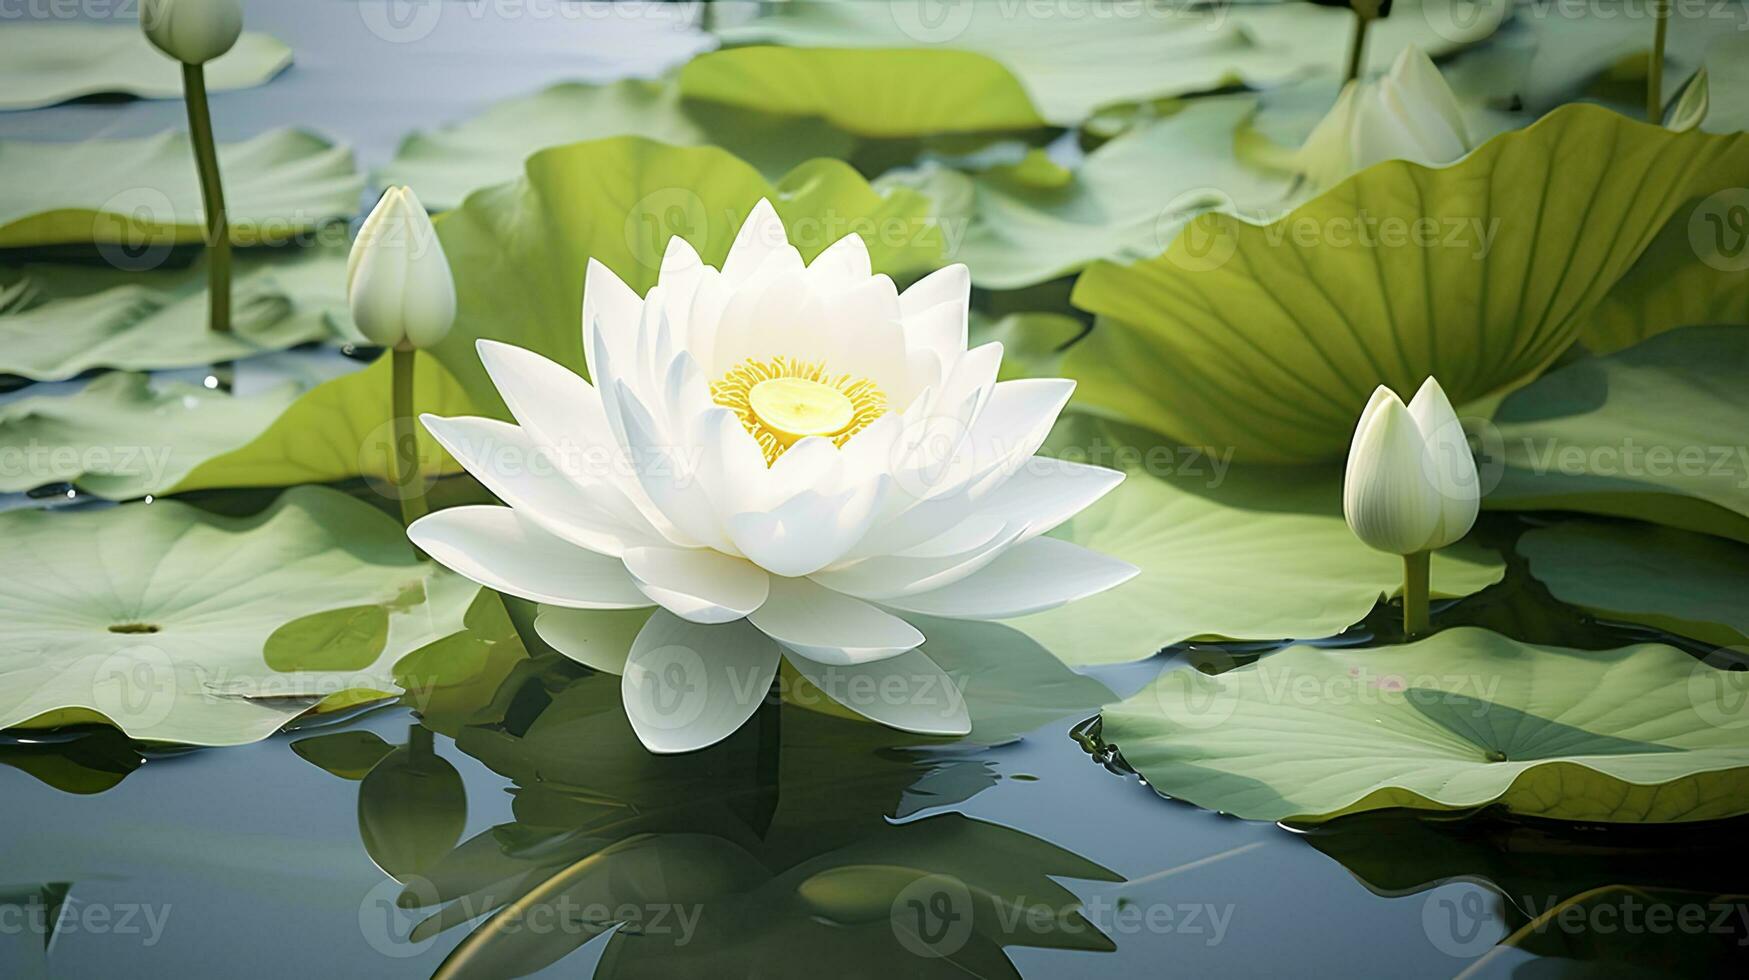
347, 187, 457, 351
141, 0, 243, 66
1296, 46, 1471, 188
1343, 378, 1479, 555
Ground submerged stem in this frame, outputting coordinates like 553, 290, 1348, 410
1649, 0, 1670, 120
392, 346, 429, 555
1344, 12, 1371, 85
181, 63, 231, 334
1402, 550, 1431, 638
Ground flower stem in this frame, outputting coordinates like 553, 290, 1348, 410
1402, 550, 1431, 637
392, 345, 429, 555
1344, 12, 1372, 85
180, 62, 231, 334
1648, 0, 1670, 121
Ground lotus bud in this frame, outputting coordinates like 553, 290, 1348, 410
347, 187, 456, 351
1343, 378, 1478, 556
141, 0, 243, 66
1296, 46, 1470, 189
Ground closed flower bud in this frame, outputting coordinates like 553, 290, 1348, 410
1343, 378, 1479, 555
347, 186, 456, 350
1296, 46, 1471, 189
141, 0, 243, 66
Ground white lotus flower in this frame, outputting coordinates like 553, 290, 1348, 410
1342, 377, 1479, 555
347, 187, 457, 351
1296, 46, 1471, 188
141, 0, 243, 65
409, 201, 1136, 753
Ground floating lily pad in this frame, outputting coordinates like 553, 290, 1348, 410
1519, 520, 1749, 649
0, 23, 291, 111
0, 372, 300, 499
433, 136, 941, 411
0, 487, 477, 745
376, 78, 857, 211
718, 0, 1504, 124
171, 349, 472, 493
289, 730, 395, 780
1101, 627, 1749, 823
1579, 209, 1749, 356
0, 244, 349, 381
0, 128, 361, 249
1485, 324, 1749, 544
879, 96, 1294, 289
1007, 414, 1502, 666
1065, 105, 1749, 463
677, 45, 1046, 136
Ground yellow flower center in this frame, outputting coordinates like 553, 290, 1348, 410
712, 356, 886, 465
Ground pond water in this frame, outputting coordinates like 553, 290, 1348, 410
4, 3, 1747, 978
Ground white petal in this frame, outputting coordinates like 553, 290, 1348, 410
621, 612, 780, 754
407, 506, 651, 610
810, 521, 1027, 601
898, 264, 970, 318
726, 476, 888, 578
623, 546, 770, 625
958, 378, 1076, 491
420, 414, 654, 556
533, 605, 652, 675
747, 577, 924, 665
972, 458, 1125, 543
1343, 385, 1443, 554
613, 379, 730, 552
722, 198, 798, 284
582, 258, 645, 385
883, 538, 1138, 620
783, 648, 969, 736
1407, 377, 1480, 549
807, 231, 872, 286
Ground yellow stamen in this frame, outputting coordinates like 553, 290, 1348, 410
711, 355, 886, 465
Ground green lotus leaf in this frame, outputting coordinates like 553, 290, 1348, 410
1578, 207, 1749, 356
1520, 520, 1749, 649
1484, 324, 1749, 543
0, 487, 479, 746
0, 244, 350, 381
1064, 105, 1749, 463
971, 310, 1083, 381
677, 46, 1046, 137
432, 136, 941, 412
878, 96, 1294, 290
1101, 626, 1749, 823
0, 23, 291, 111
1007, 414, 1502, 666
0, 128, 362, 249
0, 372, 300, 499
289, 730, 395, 781
170, 349, 472, 493
716, 0, 1504, 124
264, 605, 391, 673
376, 77, 857, 211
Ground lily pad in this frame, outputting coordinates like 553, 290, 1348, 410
433, 136, 941, 411
171, 349, 473, 493
0, 372, 300, 499
676, 45, 1046, 137
0, 487, 479, 745
1520, 520, 1749, 649
376, 78, 857, 211
1484, 324, 1749, 544
0, 23, 291, 111
1579, 208, 1749, 356
1101, 626, 1749, 823
0, 128, 361, 249
878, 96, 1294, 290
0, 244, 349, 381
1008, 414, 1503, 666
717, 0, 1504, 124
1065, 105, 1749, 463
289, 730, 396, 780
